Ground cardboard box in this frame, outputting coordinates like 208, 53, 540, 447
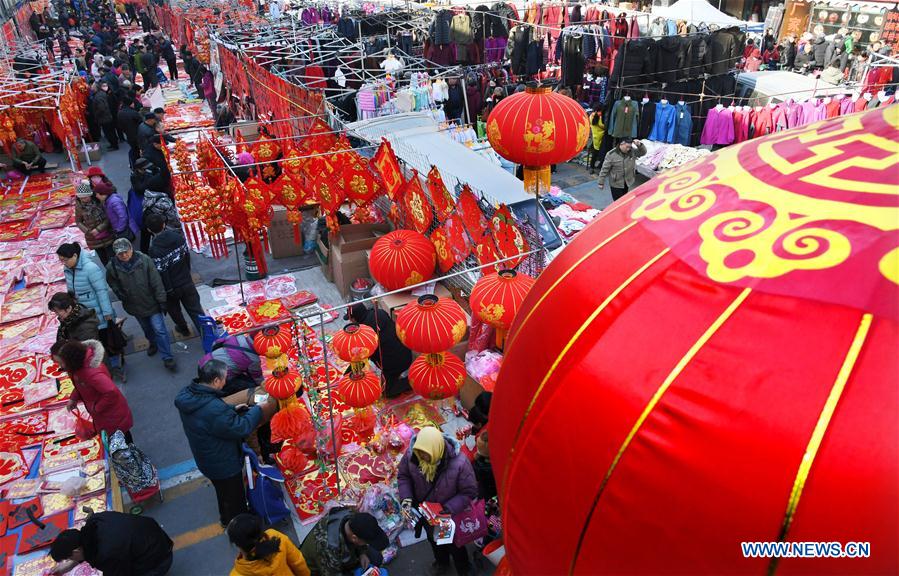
79, 143, 102, 162
376, 284, 453, 319
268, 206, 304, 259
331, 247, 371, 299
335, 223, 391, 253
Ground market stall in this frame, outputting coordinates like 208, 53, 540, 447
0, 173, 117, 576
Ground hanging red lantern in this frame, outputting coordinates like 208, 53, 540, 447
369, 230, 437, 291
270, 403, 314, 444
395, 295, 467, 354
470, 269, 536, 348
253, 324, 294, 359
331, 323, 379, 371
264, 366, 303, 405
336, 369, 382, 408
409, 352, 466, 400
487, 85, 589, 196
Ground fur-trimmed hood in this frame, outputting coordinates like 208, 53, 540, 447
83, 339, 106, 368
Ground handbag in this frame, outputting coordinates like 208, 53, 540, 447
72, 409, 97, 440
452, 499, 488, 546
104, 319, 127, 354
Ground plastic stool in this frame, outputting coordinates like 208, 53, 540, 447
198, 315, 221, 354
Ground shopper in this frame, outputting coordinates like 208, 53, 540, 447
597, 137, 646, 201
49, 512, 173, 576
588, 102, 606, 174
175, 359, 278, 526
201, 334, 264, 394
57, 242, 123, 375
300, 508, 388, 576
472, 429, 496, 500
159, 36, 177, 80
92, 81, 119, 149
106, 238, 177, 371
89, 167, 136, 241
344, 303, 412, 398
398, 426, 478, 576
200, 65, 216, 112
10, 137, 47, 174
74, 181, 114, 266
117, 96, 143, 168
50, 339, 134, 441
50, 292, 100, 343
146, 213, 205, 338
228, 513, 311, 576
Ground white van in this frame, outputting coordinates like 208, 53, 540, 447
735, 71, 845, 106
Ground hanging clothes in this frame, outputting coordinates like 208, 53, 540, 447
608, 98, 639, 139
751, 106, 775, 137
700, 106, 734, 145
451, 13, 473, 62
649, 101, 676, 143
637, 100, 656, 139
527, 37, 545, 77
561, 34, 585, 88
673, 102, 692, 146
732, 107, 750, 142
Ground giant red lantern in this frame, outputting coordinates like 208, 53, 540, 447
395, 295, 467, 354
486, 85, 589, 195
331, 323, 379, 371
491, 107, 899, 575
369, 230, 437, 291
409, 352, 466, 400
469, 269, 535, 348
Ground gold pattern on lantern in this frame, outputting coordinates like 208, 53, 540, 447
451, 320, 466, 343
524, 119, 556, 153
406, 271, 424, 286
479, 303, 505, 324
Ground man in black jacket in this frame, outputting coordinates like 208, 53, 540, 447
49, 511, 173, 576
345, 302, 412, 398
117, 97, 142, 168
93, 82, 119, 150
131, 157, 170, 197
146, 213, 206, 338
137, 112, 161, 158
160, 37, 177, 80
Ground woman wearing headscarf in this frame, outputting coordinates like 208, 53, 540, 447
398, 426, 478, 576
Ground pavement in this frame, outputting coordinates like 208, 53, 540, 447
74, 128, 615, 575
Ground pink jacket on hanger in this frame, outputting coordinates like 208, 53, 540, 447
839, 97, 854, 115
732, 108, 750, 142
771, 104, 788, 131
854, 97, 869, 113
628, 16, 640, 38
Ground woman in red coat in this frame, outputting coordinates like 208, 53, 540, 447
51, 339, 134, 443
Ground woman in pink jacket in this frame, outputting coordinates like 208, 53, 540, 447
51, 339, 134, 443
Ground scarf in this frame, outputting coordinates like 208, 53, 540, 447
413, 427, 445, 483
61, 304, 85, 332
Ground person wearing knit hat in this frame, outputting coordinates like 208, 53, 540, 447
74, 179, 114, 265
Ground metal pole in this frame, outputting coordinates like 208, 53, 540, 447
319, 311, 341, 497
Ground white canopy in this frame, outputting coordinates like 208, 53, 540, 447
652, 0, 747, 27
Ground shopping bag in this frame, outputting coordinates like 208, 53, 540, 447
243, 444, 290, 525
72, 409, 97, 440
452, 499, 488, 546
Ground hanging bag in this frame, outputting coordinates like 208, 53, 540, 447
452, 499, 488, 546
72, 408, 97, 440
242, 444, 290, 525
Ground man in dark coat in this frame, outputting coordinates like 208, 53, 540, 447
159, 37, 177, 80
117, 97, 142, 168
49, 511, 173, 576
146, 213, 206, 338
345, 302, 412, 398
301, 508, 388, 576
92, 81, 119, 149
137, 112, 161, 158
175, 359, 278, 526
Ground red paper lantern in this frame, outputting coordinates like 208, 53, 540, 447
276, 443, 311, 475
331, 323, 379, 367
470, 269, 535, 347
336, 370, 382, 408
270, 404, 313, 444
486, 85, 589, 194
264, 366, 302, 402
369, 230, 437, 291
253, 324, 294, 359
491, 108, 899, 575
409, 352, 466, 400
395, 295, 467, 354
